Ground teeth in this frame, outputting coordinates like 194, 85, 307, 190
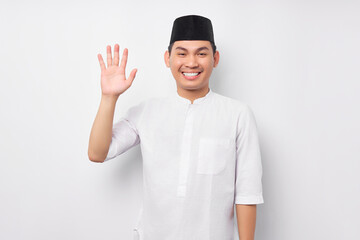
183, 72, 200, 76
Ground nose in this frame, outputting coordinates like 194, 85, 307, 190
185, 55, 199, 68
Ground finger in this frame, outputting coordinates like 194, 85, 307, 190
106, 45, 112, 67
97, 54, 106, 72
127, 68, 137, 84
119, 48, 128, 73
114, 44, 120, 66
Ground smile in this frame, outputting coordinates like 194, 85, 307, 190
182, 72, 202, 80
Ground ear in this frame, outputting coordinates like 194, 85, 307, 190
164, 50, 170, 68
213, 50, 220, 68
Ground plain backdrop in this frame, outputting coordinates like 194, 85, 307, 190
1, 0, 359, 239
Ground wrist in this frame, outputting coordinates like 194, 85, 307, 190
101, 94, 119, 103
100, 94, 119, 109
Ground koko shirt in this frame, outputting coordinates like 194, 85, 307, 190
104, 88, 264, 240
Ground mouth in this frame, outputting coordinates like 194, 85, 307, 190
182, 71, 202, 80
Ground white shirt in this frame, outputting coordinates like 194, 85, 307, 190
105, 88, 264, 240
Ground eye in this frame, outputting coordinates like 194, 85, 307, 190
177, 53, 185, 56
198, 53, 207, 56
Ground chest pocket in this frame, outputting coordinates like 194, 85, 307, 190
196, 137, 233, 175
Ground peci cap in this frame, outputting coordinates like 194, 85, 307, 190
169, 15, 216, 47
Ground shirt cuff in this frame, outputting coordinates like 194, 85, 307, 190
104, 139, 118, 162
235, 194, 264, 204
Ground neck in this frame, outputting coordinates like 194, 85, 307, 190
176, 86, 210, 104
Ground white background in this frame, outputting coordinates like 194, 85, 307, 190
1, 0, 359, 239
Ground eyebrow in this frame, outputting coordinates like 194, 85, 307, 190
175, 46, 210, 52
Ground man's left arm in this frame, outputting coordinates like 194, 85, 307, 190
236, 204, 257, 240
234, 104, 264, 239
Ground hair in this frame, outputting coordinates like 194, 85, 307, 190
168, 41, 217, 56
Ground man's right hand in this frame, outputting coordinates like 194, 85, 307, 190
97, 44, 137, 98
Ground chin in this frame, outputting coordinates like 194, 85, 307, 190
177, 82, 207, 90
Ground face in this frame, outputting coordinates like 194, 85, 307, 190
164, 40, 219, 92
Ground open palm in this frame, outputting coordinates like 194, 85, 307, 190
97, 44, 137, 97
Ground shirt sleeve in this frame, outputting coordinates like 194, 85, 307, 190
234, 104, 264, 204
104, 101, 144, 162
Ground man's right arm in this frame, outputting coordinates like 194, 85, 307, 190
88, 95, 118, 163
88, 43, 137, 162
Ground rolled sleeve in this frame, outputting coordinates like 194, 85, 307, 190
234, 104, 264, 205
104, 102, 144, 162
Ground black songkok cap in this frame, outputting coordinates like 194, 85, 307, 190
169, 15, 216, 46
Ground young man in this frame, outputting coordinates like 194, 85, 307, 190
88, 15, 264, 240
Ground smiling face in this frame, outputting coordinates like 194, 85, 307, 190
164, 40, 219, 94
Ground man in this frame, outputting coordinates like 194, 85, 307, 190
88, 15, 264, 240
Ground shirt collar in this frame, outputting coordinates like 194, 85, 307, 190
173, 88, 213, 105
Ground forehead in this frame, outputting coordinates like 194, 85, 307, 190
173, 40, 211, 50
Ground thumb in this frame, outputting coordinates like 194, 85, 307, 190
127, 68, 138, 85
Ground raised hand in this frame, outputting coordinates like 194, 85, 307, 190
97, 44, 137, 98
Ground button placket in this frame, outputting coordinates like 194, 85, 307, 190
177, 104, 195, 197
